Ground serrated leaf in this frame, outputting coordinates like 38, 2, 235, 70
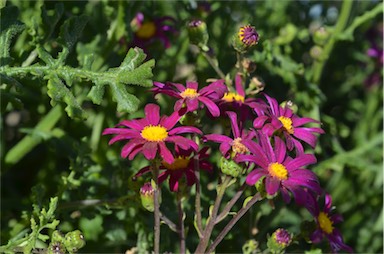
36, 45, 55, 66
0, 6, 25, 66
58, 15, 88, 51
40, 3, 64, 41
109, 82, 140, 113
117, 59, 155, 87
120, 47, 148, 70
87, 82, 105, 105
47, 75, 87, 119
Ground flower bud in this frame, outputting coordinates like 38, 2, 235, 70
313, 27, 330, 46
267, 228, 292, 253
64, 230, 85, 253
220, 157, 242, 178
232, 25, 259, 53
187, 19, 209, 49
140, 182, 155, 212
47, 242, 66, 254
51, 230, 65, 243
310, 45, 323, 60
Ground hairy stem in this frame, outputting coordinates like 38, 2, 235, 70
160, 212, 178, 233
216, 182, 247, 224
202, 51, 227, 81
311, 0, 353, 84
206, 193, 262, 253
177, 194, 186, 254
195, 176, 232, 253
193, 134, 203, 237
151, 159, 161, 254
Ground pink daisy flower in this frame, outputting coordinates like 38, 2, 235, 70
203, 111, 254, 158
236, 132, 322, 204
135, 147, 212, 192
102, 103, 202, 164
306, 193, 353, 253
253, 93, 324, 154
152, 80, 227, 117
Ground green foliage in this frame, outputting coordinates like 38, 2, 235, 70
1, 0, 382, 253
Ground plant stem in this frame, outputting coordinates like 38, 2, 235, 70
194, 176, 232, 253
206, 193, 262, 253
311, 0, 353, 84
151, 160, 161, 254
160, 212, 178, 233
215, 182, 247, 224
177, 194, 186, 254
202, 51, 227, 81
193, 134, 203, 237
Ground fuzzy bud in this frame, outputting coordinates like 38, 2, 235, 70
313, 27, 330, 46
310, 45, 323, 60
187, 19, 209, 49
140, 182, 155, 212
220, 157, 242, 178
232, 25, 259, 53
64, 230, 85, 253
267, 228, 292, 253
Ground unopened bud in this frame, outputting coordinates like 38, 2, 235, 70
267, 228, 292, 253
64, 230, 85, 253
220, 157, 242, 178
232, 25, 259, 53
140, 182, 155, 212
187, 19, 209, 49
310, 45, 323, 60
313, 27, 330, 46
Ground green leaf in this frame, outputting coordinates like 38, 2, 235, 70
109, 82, 140, 113
40, 3, 64, 41
47, 74, 87, 119
87, 82, 106, 105
0, 6, 25, 66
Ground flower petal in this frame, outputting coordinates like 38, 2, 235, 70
198, 96, 221, 117
245, 168, 266, 185
142, 142, 158, 160
145, 104, 161, 125
169, 126, 202, 135
265, 177, 280, 195
285, 154, 317, 171
159, 142, 174, 164
227, 112, 241, 138
161, 111, 181, 129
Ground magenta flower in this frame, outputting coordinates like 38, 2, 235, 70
152, 80, 227, 117
236, 132, 322, 204
204, 111, 254, 158
135, 147, 212, 192
102, 103, 202, 164
306, 193, 353, 253
129, 12, 176, 51
238, 25, 259, 46
219, 73, 265, 122
253, 93, 324, 154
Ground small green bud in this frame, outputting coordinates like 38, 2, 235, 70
309, 45, 323, 60
242, 239, 259, 254
232, 25, 259, 53
64, 230, 85, 252
47, 241, 66, 254
140, 182, 155, 212
51, 230, 65, 243
187, 19, 209, 49
220, 157, 242, 178
313, 27, 330, 46
267, 228, 292, 253
255, 176, 267, 198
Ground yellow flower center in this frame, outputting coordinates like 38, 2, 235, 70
180, 88, 199, 99
141, 125, 168, 142
136, 22, 156, 39
231, 138, 249, 154
162, 156, 190, 170
318, 212, 334, 234
268, 162, 288, 180
278, 116, 294, 134
222, 92, 245, 103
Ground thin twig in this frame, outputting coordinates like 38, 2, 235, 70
202, 52, 227, 81
177, 194, 186, 254
194, 134, 203, 237
206, 193, 262, 253
194, 176, 232, 253
160, 212, 178, 233
151, 160, 161, 254
215, 182, 247, 224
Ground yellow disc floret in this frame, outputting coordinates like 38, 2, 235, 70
222, 92, 245, 103
278, 116, 294, 134
162, 156, 190, 170
231, 138, 249, 154
268, 162, 288, 180
318, 212, 334, 234
180, 88, 199, 99
136, 22, 156, 39
141, 125, 168, 142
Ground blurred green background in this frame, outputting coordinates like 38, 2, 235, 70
1, 0, 382, 253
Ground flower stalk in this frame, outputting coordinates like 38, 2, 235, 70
177, 193, 186, 254
151, 159, 161, 254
